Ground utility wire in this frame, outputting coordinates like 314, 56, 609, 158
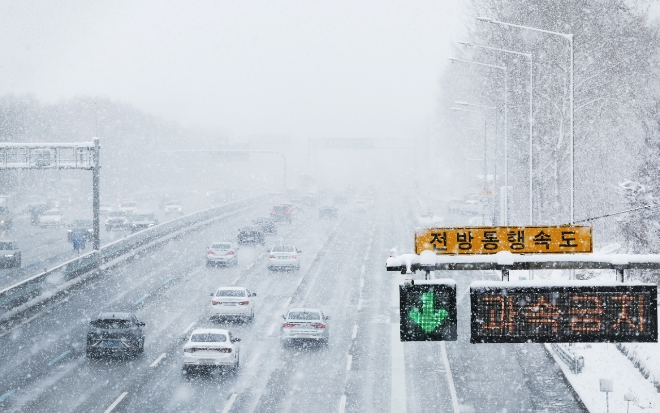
574, 203, 660, 224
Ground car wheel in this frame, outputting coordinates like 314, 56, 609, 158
14, 258, 20, 268
206, 260, 213, 267
86, 348, 96, 359
321, 338, 329, 346
233, 353, 240, 372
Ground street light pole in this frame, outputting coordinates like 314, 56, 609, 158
476, 17, 574, 224
458, 42, 534, 224
448, 57, 509, 225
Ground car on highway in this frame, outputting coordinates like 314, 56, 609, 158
25, 195, 44, 212
105, 210, 129, 231
182, 328, 241, 374
0, 205, 13, 230
237, 226, 265, 245
280, 308, 330, 345
209, 287, 256, 321
129, 210, 158, 232
0, 241, 21, 268
99, 203, 113, 214
206, 242, 238, 267
119, 201, 138, 215
267, 245, 301, 271
39, 209, 65, 227
318, 205, 338, 219
164, 200, 184, 216
29, 203, 50, 225
253, 217, 276, 234
353, 200, 369, 212
67, 219, 93, 241
86, 312, 145, 358
270, 204, 292, 222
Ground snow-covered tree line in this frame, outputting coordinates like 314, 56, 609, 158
436, 0, 660, 259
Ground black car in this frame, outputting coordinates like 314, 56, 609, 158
67, 219, 93, 241
319, 206, 338, 219
237, 226, 265, 245
253, 217, 277, 234
270, 204, 292, 222
86, 312, 145, 358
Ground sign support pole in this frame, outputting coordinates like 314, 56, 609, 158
92, 138, 100, 251
501, 268, 509, 281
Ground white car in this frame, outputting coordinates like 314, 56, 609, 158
280, 308, 330, 345
267, 245, 301, 271
39, 209, 65, 227
353, 200, 368, 212
164, 200, 184, 216
206, 242, 238, 267
119, 201, 138, 215
209, 287, 256, 321
182, 328, 241, 374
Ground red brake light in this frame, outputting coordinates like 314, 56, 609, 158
270, 210, 275, 214
269, 255, 275, 258
291, 255, 297, 259
285, 211, 290, 215
239, 301, 249, 305
227, 251, 235, 255
282, 323, 297, 328
311, 323, 326, 329
207, 250, 214, 255
212, 300, 222, 305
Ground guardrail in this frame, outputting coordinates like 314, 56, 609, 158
0, 194, 269, 316
550, 343, 584, 374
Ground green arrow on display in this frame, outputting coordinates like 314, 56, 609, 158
408, 292, 448, 333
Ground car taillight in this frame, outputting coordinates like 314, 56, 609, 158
212, 300, 222, 305
184, 348, 196, 353
282, 323, 298, 328
227, 251, 234, 255
291, 255, 297, 259
238, 301, 249, 305
269, 255, 275, 258
270, 210, 275, 214
311, 323, 326, 329
207, 250, 214, 255
285, 211, 290, 215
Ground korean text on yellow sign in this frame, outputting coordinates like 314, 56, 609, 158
415, 226, 592, 255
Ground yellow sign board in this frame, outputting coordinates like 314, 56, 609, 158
415, 226, 592, 255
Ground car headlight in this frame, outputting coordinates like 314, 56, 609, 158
177, 208, 182, 211
4, 254, 14, 258
105, 220, 110, 224
148, 223, 155, 227
67, 230, 72, 233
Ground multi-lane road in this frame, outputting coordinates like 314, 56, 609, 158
0, 195, 587, 412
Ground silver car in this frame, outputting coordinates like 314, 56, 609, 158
280, 308, 330, 345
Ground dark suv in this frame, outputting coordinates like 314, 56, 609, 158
270, 204, 292, 222
237, 226, 265, 245
86, 312, 145, 358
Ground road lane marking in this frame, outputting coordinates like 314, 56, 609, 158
182, 322, 196, 335
133, 294, 149, 305
0, 389, 16, 403
360, 278, 364, 288
104, 392, 128, 413
361, 265, 365, 276
268, 323, 277, 336
161, 274, 177, 285
346, 354, 352, 371
231, 276, 240, 285
352, 324, 358, 340
221, 393, 237, 413
48, 350, 71, 366
338, 395, 347, 413
357, 298, 363, 311
248, 352, 261, 368
441, 341, 460, 413
391, 323, 407, 413
284, 297, 292, 308
150, 353, 167, 368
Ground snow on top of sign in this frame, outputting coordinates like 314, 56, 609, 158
470, 280, 655, 289
402, 278, 456, 286
0, 142, 95, 148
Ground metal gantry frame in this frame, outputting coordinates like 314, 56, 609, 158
0, 138, 101, 250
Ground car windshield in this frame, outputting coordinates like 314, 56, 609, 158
272, 246, 294, 253
91, 319, 132, 329
0, 242, 13, 250
122, 202, 137, 208
133, 214, 155, 221
287, 311, 321, 320
215, 290, 246, 297
72, 220, 92, 227
44, 210, 60, 215
190, 333, 227, 342
212, 243, 232, 250
166, 201, 181, 206
109, 211, 125, 217
274, 206, 288, 212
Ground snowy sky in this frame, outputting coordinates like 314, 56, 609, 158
0, 0, 465, 138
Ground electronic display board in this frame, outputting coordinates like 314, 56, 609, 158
415, 226, 592, 255
470, 283, 657, 343
400, 280, 457, 342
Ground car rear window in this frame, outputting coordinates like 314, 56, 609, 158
274, 206, 288, 212
212, 243, 231, 250
191, 333, 227, 342
272, 246, 294, 252
287, 311, 321, 320
72, 220, 92, 227
109, 211, 125, 217
216, 289, 246, 297
91, 319, 132, 329
0, 242, 13, 250
133, 214, 155, 221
